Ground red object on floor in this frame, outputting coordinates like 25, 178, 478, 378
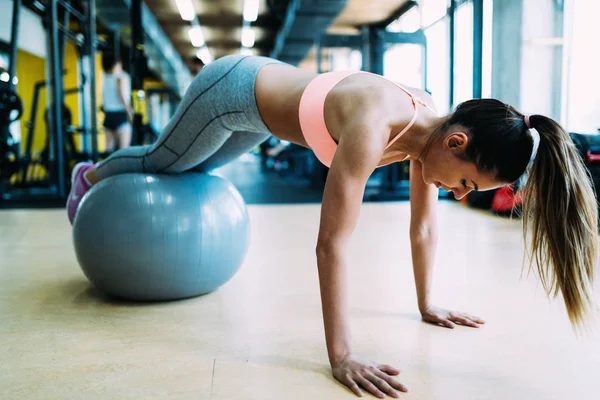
491, 184, 523, 213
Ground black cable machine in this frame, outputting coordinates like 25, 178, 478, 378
1, 0, 98, 206
0, 0, 24, 198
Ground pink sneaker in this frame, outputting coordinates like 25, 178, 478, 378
67, 162, 94, 224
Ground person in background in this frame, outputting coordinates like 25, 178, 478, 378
101, 53, 132, 151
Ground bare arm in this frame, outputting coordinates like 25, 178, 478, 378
316, 115, 408, 397
408, 160, 440, 312
116, 76, 132, 116
409, 161, 486, 329
316, 119, 387, 364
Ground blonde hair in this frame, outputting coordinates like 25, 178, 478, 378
522, 115, 598, 329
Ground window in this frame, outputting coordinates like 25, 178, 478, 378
330, 48, 362, 71
386, 6, 420, 32
421, 0, 449, 28
520, 0, 564, 121
384, 0, 452, 112
384, 44, 424, 88
425, 17, 450, 114
565, 0, 599, 133
384, 6, 424, 88
453, 1, 473, 106
482, 0, 493, 98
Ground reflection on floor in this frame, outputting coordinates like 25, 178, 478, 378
2, 200, 599, 399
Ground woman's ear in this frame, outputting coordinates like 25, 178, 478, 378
444, 131, 469, 151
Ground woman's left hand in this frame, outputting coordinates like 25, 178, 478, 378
420, 305, 486, 329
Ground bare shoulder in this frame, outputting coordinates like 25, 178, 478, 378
325, 79, 391, 144
329, 76, 392, 121
344, 75, 438, 120
401, 85, 438, 113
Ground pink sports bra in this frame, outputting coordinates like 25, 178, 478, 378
298, 70, 431, 168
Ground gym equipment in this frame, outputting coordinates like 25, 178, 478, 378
0, 87, 23, 181
491, 184, 523, 217
0, 89, 22, 122
0, 0, 23, 185
44, 0, 99, 199
260, 141, 328, 189
1, 0, 99, 205
5, 84, 91, 197
145, 86, 181, 140
570, 132, 600, 227
72, 173, 250, 301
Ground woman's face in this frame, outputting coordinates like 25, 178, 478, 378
421, 131, 505, 199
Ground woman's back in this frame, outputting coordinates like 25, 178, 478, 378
102, 72, 131, 112
255, 63, 436, 162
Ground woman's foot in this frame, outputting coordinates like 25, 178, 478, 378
66, 162, 95, 224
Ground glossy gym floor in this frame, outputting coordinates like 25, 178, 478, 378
2, 191, 599, 399
3, 0, 600, 399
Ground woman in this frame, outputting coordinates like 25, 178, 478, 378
67, 55, 598, 398
101, 54, 132, 151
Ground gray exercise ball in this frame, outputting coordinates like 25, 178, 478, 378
72, 173, 250, 301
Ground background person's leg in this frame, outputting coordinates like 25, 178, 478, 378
116, 122, 132, 149
104, 130, 116, 152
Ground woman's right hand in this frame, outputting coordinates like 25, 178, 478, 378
316, 114, 406, 397
332, 354, 408, 398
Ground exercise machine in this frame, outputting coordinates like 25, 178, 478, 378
13, 78, 96, 189
0, 85, 23, 184
1, 0, 99, 206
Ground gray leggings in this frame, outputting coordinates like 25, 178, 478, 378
96, 55, 282, 179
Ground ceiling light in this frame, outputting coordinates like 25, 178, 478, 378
188, 26, 205, 47
241, 27, 255, 48
243, 0, 259, 22
175, 0, 195, 21
196, 47, 213, 64
0, 72, 9, 82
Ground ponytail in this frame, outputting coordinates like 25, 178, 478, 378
522, 115, 599, 329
